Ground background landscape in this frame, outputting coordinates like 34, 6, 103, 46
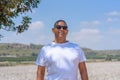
0, 0, 120, 80
0, 43, 120, 66
0, 43, 120, 80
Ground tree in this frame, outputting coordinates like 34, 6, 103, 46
0, 0, 40, 38
105, 55, 113, 61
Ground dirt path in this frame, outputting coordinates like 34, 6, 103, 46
0, 62, 120, 80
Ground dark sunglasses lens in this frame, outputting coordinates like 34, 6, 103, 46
56, 26, 61, 29
56, 26, 67, 30
63, 27, 67, 30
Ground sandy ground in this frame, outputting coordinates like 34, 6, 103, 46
0, 62, 120, 80
86, 62, 120, 80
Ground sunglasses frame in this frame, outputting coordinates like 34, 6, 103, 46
55, 25, 68, 30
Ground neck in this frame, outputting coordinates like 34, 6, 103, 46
54, 38, 67, 43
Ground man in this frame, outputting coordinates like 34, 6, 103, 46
36, 20, 88, 80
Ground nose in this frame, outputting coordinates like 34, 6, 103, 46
60, 27, 64, 30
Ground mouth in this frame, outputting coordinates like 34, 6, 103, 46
59, 31, 64, 35
58, 31, 65, 37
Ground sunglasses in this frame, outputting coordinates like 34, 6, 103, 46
55, 25, 68, 30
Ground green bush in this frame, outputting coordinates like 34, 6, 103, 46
0, 56, 37, 62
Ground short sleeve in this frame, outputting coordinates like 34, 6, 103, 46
36, 48, 46, 66
78, 47, 87, 63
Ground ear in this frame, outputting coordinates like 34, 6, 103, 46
66, 29, 68, 34
52, 28, 55, 33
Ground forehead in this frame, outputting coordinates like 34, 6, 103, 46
57, 21, 67, 26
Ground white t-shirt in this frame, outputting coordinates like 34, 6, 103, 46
36, 41, 86, 80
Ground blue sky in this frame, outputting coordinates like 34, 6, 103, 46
0, 0, 120, 50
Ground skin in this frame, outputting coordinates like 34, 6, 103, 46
36, 21, 88, 80
79, 62, 89, 80
52, 21, 68, 43
36, 66, 45, 80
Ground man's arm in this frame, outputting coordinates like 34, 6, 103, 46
36, 65, 45, 80
78, 62, 88, 80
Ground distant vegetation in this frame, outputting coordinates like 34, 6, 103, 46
0, 43, 43, 56
0, 43, 120, 66
83, 48, 120, 61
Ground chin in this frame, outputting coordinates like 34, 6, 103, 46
59, 35, 65, 38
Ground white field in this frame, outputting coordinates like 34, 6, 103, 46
0, 62, 120, 80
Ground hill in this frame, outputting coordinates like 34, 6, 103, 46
0, 43, 43, 57
0, 43, 120, 62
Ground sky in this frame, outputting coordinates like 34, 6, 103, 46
0, 0, 120, 50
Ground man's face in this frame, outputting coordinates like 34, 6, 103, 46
52, 21, 68, 39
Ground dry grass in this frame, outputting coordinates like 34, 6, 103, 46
86, 62, 120, 80
0, 62, 120, 80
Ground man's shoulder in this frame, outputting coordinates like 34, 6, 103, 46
68, 41, 80, 47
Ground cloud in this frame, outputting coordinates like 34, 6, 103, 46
29, 21, 44, 31
0, 21, 46, 44
107, 28, 120, 35
105, 11, 120, 23
106, 17, 119, 23
80, 20, 100, 27
106, 11, 120, 16
68, 28, 103, 48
